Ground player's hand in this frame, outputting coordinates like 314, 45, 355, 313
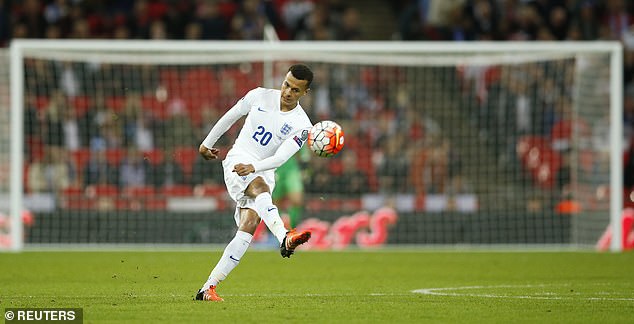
199, 144, 219, 160
232, 163, 255, 176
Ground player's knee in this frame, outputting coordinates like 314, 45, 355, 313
245, 177, 270, 198
239, 210, 261, 234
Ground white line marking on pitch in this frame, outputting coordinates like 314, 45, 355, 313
0, 293, 411, 299
411, 284, 634, 301
5, 285, 632, 301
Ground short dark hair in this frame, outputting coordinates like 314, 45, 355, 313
288, 64, 313, 89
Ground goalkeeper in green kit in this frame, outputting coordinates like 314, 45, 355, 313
272, 146, 310, 228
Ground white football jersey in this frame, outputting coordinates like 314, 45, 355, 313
232, 87, 312, 159
202, 87, 312, 171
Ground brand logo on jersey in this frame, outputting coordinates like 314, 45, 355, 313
280, 123, 292, 135
257, 107, 266, 112
301, 129, 309, 141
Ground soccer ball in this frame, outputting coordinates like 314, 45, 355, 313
307, 120, 345, 157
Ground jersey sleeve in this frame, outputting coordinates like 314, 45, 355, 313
251, 136, 301, 172
200, 89, 256, 148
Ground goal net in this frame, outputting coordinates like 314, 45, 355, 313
6, 40, 624, 251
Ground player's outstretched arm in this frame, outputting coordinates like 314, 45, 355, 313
199, 144, 220, 160
200, 95, 251, 151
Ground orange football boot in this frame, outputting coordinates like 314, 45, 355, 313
195, 286, 224, 302
280, 229, 311, 258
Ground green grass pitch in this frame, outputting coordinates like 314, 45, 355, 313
1, 250, 633, 323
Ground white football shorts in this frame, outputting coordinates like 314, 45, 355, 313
222, 152, 276, 226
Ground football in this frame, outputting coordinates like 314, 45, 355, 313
307, 120, 345, 157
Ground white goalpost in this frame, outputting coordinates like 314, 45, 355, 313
4, 40, 624, 251
9, 45, 24, 251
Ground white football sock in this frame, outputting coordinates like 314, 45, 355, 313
254, 192, 287, 243
201, 230, 252, 291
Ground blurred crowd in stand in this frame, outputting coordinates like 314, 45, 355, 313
3, 0, 634, 212
0, 0, 362, 44
390, 0, 634, 212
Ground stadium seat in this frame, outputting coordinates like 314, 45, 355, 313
105, 148, 125, 166
181, 68, 220, 119
341, 198, 363, 211
193, 184, 225, 197
579, 149, 594, 173
625, 188, 634, 209
141, 95, 167, 120
115, 198, 131, 210
173, 147, 198, 176
142, 148, 164, 166
61, 197, 96, 210
120, 186, 157, 211
85, 184, 119, 198
161, 185, 193, 197
328, 159, 343, 176
147, 1, 168, 19
145, 197, 167, 210
34, 96, 49, 111
183, 68, 217, 86
159, 69, 182, 96
219, 67, 259, 97
61, 185, 84, 198
106, 96, 125, 112
70, 96, 91, 117
360, 66, 378, 87
71, 148, 91, 176
22, 165, 28, 193
122, 185, 156, 198
484, 66, 501, 86
306, 198, 324, 212
217, 1, 238, 20
306, 197, 362, 212
550, 119, 590, 151
26, 137, 45, 162
353, 147, 378, 192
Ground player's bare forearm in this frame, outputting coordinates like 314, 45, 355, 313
199, 144, 219, 160
232, 163, 255, 176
